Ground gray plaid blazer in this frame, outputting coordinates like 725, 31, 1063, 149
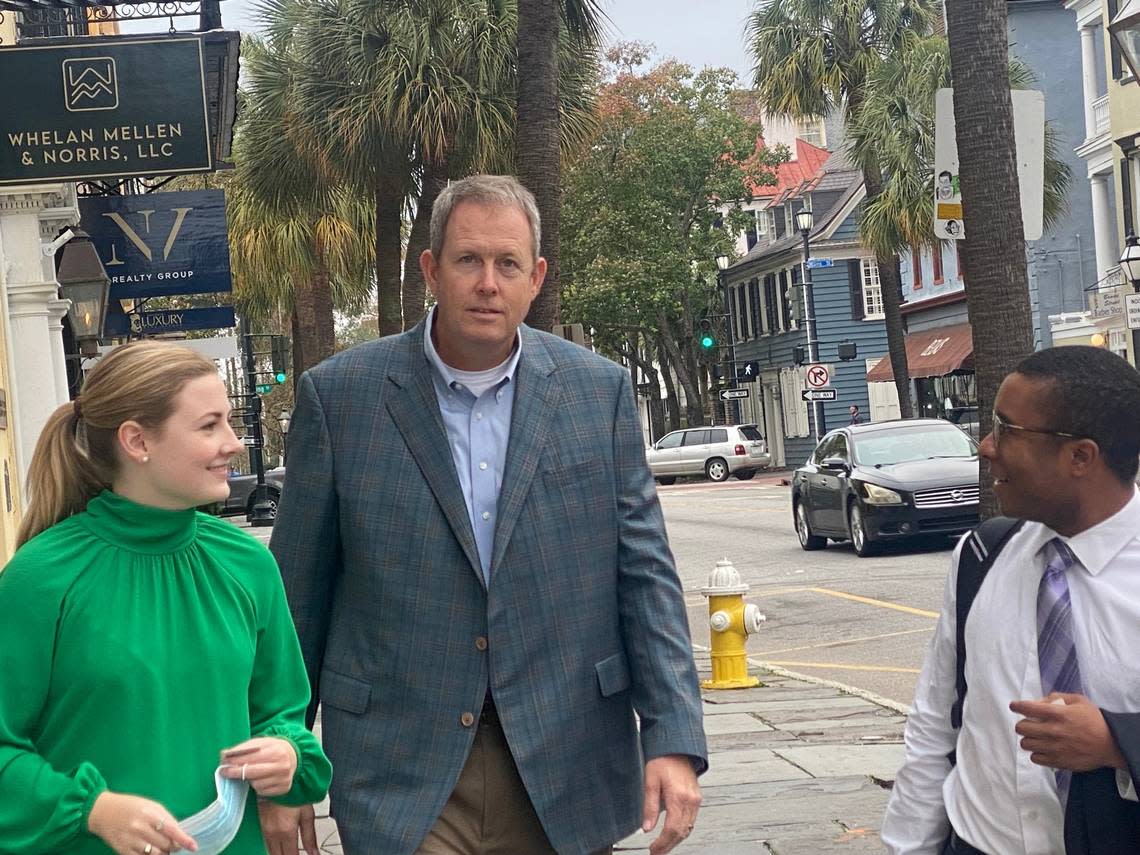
270, 322, 706, 855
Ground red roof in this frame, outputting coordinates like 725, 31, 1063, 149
748, 138, 830, 200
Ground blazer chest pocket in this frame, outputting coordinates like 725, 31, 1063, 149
595, 652, 631, 697
320, 669, 372, 715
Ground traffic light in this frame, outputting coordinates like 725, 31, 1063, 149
698, 319, 716, 351
793, 345, 806, 366
271, 336, 289, 384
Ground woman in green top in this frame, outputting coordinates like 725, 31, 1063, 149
0, 341, 331, 855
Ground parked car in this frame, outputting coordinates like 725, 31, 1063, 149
791, 419, 979, 556
221, 467, 286, 519
945, 405, 980, 440
646, 424, 771, 484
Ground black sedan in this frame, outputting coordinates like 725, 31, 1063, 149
791, 419, 980, 556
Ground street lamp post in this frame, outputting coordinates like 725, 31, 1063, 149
795, 207, 825, 441
715, 253, 739, 424
1121, 234, 1140, 364
277, 409, 292, 465
55, 229, 110, 360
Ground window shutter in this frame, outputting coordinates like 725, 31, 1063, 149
1109, 0, 1124, 80
849, 260, 864, 321
749, 279, 761, 337
780, 270, 793, 330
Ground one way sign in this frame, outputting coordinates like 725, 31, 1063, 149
736, 361, 760, 382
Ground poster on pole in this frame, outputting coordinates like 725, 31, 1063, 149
933, 88, 1045, 241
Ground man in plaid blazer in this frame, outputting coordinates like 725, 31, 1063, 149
266, 175, 706, 855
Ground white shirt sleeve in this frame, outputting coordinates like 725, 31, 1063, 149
882, 541, 965, 854
1117, 769, 1137, 802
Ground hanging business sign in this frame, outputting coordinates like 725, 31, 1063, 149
103, 306, 236, 337
0, 37, 213, 185
79, 189, 232, 298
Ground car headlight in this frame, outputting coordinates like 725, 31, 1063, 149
860, 482, 904, 505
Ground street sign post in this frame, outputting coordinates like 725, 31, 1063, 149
720, 388, 750, 401
804, 363, 830, 389
806, 258, 833, 269
802, 389, 837, 402
1126, 292, 1140, 330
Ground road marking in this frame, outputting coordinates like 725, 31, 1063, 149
756, 627, 934, 657
763, 660, 921, 674
809, 587, 939, 619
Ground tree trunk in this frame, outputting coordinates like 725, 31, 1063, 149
375, 179, 405, 338
947, 0, 1034, 517
657, 335, 681, 432
861, 163, 915, 419
658, 311, 704, 426
403, 157, 449, 330
614, 334, 664, 442
291, 258, 336, 378
517, 0, 561, 332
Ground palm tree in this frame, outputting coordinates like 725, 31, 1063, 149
516, 0, 606, 332
748, 0, 940, 419
229, 32, 375, 379
945, 0, 1034, 516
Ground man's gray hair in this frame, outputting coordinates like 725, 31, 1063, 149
430, 175, 542, 262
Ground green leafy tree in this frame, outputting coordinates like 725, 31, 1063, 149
561, 48, 783, 429
748, 0, 940, 419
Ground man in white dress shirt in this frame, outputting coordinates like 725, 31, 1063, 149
883, 346, 1140, 855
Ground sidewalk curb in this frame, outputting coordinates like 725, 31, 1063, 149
692, 642, 911, 715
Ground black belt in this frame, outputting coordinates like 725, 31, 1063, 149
943, 829, 987, 855
479, 691, 499, 727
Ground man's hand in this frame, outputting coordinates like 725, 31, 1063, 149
641, 755, 701, 855
1010, 693, 1128, 772
257, 801, 318, 855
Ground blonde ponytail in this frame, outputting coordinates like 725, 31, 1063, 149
16, 341, 217, 547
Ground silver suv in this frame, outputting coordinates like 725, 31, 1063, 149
646, 424, 771, 484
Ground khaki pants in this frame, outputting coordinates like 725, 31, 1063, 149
416, 712, 612, 855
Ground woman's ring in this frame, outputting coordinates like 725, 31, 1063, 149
154, 820, 164, 833
143, 845, 153, 855
241, 763, 248, 781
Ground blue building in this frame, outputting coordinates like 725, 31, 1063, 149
722, 153, 889, 467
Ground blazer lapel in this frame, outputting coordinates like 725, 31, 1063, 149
490, 329, 560, 576
386, 325, 484, 586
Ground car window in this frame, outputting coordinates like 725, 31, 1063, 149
738, 425, 764, 441
707, 429, 728, 444
656, 432, 683, 449
812, 435, 836, 464
853, 425, 978, 466
683, 430, 711, 446
829, 434, 849, 461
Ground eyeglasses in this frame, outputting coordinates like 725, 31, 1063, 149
991, 411, 1084, 445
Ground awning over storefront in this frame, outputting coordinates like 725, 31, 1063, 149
866, 322, 974, 382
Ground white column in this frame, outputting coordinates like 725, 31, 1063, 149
1090, 174, 1118, 280
1081, 27, 1099, 141
0, 186, 78, 482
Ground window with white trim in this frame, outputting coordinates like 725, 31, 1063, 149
861, 259, 885, 320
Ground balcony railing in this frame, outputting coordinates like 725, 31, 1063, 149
1093, 94, 1110, 137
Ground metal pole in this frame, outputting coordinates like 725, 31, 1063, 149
720, 270, 740, 424
240, 316, 275, 526
801, 230, 825, 441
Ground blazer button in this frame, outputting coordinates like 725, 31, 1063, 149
460, 712, 475, 727
475, 636, 488, 651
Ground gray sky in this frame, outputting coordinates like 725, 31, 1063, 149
123, 0, 758, 84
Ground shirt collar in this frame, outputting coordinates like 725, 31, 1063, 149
422, 304, 523, 390
1030, 487, 1140, 576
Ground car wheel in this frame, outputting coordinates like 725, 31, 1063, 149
705, 458, 730, 482
795, 501, 826, 551
247, 487, 280, 520
734, 470, 756, 481
656, 476, 677, 486
847, 501, 877, 557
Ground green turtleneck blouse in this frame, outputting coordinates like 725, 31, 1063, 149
0, 491, 332, 854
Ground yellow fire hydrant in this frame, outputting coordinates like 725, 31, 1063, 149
700, 558, 765, 690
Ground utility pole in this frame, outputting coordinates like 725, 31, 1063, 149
798, 214, 825, 441
238, 316, 275, 527
716, 255, 740, 424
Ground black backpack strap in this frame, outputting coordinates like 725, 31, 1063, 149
947, 516, 1025, 766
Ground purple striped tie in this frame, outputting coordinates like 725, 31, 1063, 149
1038, 537, 1084, 802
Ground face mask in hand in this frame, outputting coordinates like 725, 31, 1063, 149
178, 766, 250, 855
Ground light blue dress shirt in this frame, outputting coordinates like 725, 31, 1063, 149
422, 307, 520, 584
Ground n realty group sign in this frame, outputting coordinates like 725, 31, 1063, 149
0, 37, 214, 185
